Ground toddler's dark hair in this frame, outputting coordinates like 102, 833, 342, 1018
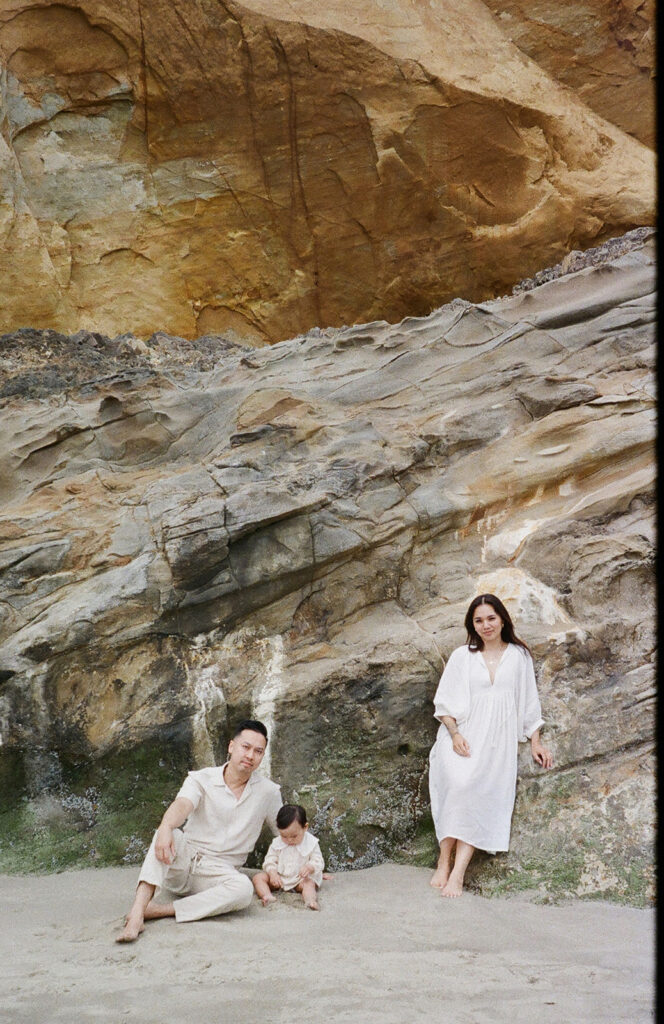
276, 804, 307, 829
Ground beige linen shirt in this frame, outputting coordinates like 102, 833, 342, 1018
176, 764, 281, 865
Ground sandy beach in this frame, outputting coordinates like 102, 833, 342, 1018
2, 863, 654, 1023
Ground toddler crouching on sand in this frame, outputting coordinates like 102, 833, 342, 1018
253, 804, 324, 910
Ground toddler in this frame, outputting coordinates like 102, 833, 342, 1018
253, 804, 324, 910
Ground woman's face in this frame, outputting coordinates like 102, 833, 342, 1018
472, 603, 504, 643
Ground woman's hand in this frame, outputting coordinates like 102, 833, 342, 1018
442, 716, 470, 756
531, 738, 553, 768
452, 732, 470, 757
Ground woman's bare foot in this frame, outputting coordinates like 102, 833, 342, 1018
440, 874, 464, 898
439, 839, 474, 898
432, 838, 456, 888
430, 865, 450, 888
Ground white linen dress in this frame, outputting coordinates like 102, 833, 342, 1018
428, 643, 544, 853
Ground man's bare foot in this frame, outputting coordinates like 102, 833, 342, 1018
115, 881, 158, 943
440, 875, 464, 898
115, 915, 145, 943
430, 865, 450, 888
143, 901, 175, 920
260, 893, 277, 906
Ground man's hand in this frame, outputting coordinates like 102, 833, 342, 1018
155, 824, 176, 864
267, 870, 282, 890
452, 732, 471, 757
153, 796, 193, 864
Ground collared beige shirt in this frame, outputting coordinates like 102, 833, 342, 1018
176, 764, 281, 865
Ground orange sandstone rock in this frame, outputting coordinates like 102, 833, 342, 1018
481, 0, 655, 148
0, 0, 655, 343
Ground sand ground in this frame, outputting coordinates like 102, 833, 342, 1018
1, 863, 654, 1024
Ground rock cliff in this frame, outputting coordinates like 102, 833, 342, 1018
0, 229, 654, 902
0, 0, 655, 343
482, 0, 655, 148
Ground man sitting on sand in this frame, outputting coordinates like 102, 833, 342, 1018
116, 719, 281, 942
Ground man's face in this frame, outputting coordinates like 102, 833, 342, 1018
227, 730, 267, 775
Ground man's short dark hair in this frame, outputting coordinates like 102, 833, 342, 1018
232, 719, 268, 741
276, 804, 307, 829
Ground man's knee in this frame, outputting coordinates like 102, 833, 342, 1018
201, 871, 253, 915
233, 872, 254, 909
139, 829, 190, 892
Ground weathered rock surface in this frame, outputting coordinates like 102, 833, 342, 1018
0, 0, 655, 344
482, 0, 655, 148
0, 230, 655, 901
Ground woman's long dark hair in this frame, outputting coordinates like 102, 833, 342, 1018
464, 594, 530, 653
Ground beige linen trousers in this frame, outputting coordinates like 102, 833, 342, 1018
139, 828, 254, 922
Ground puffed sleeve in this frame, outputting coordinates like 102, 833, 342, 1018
307, 838, 325, 887
262, 837, 281, 872
309, 838, 325, 873
518, 649, 545, 741
432, 646, 470, 725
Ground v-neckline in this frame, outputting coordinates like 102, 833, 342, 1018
480, 644, 508, 685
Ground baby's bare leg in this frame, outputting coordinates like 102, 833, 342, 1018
252, 871, 277, 905
296, 879, 319, 910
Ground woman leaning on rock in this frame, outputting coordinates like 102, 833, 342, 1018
428, 593, 553, 897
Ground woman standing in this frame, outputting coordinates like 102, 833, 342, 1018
429, 594, 553, 897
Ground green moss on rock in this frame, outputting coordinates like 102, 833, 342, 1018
0, 740, 192, 874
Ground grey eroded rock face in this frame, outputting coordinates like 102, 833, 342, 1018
0, 231, 655, 901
